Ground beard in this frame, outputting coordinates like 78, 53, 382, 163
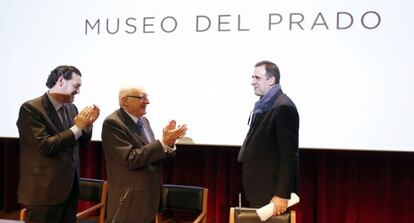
49, 92, 74, 103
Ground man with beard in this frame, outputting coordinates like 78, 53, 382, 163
16, 65, 100, 223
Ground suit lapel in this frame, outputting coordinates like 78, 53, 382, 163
118, 109, 149, 145
41, 94, 65, 132
141, 117, 155, 142
65, 104, 79, 128
242, 112, 265, 148
243, 91, 284, 147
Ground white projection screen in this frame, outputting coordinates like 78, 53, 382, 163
1, 0, 413, 151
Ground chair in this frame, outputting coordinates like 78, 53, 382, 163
76, 178, 108, 223
19, 178, 108, 223
156, 184, 208, 223
229, 207, 296, 223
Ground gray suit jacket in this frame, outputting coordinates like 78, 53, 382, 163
102, 108, 168, 223
16, 93, 91, 206
240, 92, 299, 207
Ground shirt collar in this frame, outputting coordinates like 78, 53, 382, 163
47, 91, 64, 111
123, 109, 140, 124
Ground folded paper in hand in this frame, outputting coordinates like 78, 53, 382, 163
256, 193, 300, 221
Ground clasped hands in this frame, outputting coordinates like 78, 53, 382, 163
162, 120, 187, 147
74, 104, 100, 130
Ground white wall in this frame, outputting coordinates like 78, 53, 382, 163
1, 0, 413, 151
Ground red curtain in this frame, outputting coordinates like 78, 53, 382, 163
0, 138, 20, 212
2, 138, 414, 223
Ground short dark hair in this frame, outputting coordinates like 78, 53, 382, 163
255, 60, 280, 84
45, 65, 81, 88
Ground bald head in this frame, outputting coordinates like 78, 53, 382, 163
118, 86, 144, 105
119, 86, 149, 117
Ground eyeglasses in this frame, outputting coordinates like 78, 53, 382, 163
126, 95, 148, 100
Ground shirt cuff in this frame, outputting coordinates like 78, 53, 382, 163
70, 125, 82, 139
160, 140, 176, 153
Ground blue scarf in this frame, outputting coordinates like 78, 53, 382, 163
253, 84, 281, 114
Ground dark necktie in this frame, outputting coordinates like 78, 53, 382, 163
59, 106, 69, 129
136, 118, 151, 143
136, 118, 144, 134
137, 118, 157, 171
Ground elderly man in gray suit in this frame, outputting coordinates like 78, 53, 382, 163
102, 86, 187, 223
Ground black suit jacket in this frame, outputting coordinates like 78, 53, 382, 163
102, 108, 168, 223
240, 92, 299, 207
16, 93, 91, 206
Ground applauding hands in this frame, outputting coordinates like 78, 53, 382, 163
75, 104, 100, 130
162, 120, 187, 147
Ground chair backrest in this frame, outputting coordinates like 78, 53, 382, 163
76, 178, 108, 223
20, 178, 108, 223
79, 178, 106, 202
229, 207, 296, 223
157, 184, 208, 223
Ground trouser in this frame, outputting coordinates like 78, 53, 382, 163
26, 177, 79, 223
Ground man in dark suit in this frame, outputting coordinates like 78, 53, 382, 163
238, 61, 299, 216
102, 86, 187, 223
16, 65, 100, 223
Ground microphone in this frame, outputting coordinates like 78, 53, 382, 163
111, 186, 131, 223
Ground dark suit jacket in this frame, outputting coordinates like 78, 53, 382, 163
241, 92, 299, 207
102, 108, 168, 223
16, 93, 91, 206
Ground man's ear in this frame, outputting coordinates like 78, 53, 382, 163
120, 97, 128, 107
57, 76, 65, 87
268, 76, 276, 86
